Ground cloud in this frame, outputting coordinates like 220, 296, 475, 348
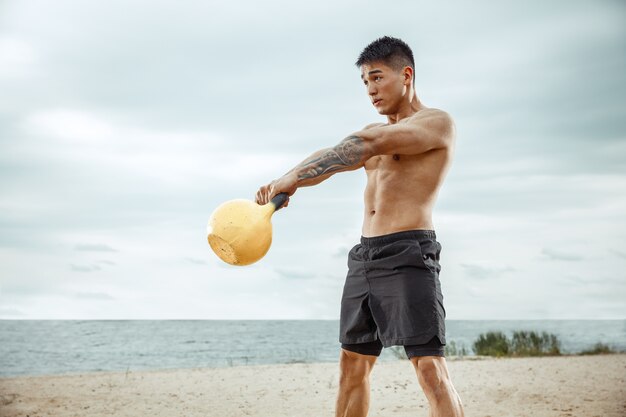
0, 36, 38, 78
73, 292, 115, 300
609, 250, 626, 259
541, 248, 583, 262
460, 263, 516, 280
275, 267, 317, 280
0, 0, 624, 319
74, 243, 118, 252
185, 257, 208, 265
332, 246, 351, 258
0, 307, 26, 317
69, 264, 102, 272
558, 275, 587, 285
24, 109, 116, 143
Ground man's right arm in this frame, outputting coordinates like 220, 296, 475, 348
256, 112, 452, 205
255, 134, 371, 205
288, 135, 368, 186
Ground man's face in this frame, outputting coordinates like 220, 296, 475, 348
360, 61, 408, 115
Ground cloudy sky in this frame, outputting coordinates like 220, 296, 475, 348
1, 0, 624, 319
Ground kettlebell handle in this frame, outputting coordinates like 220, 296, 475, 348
271, 193, 289, 211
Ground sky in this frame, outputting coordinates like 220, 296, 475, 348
0, 0, 625, 320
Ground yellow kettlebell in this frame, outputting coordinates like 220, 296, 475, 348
207, 193, 289, 266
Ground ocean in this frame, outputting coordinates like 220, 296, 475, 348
1, 320, 624, 377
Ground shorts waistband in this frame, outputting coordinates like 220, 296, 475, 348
360, 229, 437, 246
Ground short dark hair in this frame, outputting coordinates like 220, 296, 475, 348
355, 36, 415, 81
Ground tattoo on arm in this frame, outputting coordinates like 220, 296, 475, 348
297, 135, 365, 181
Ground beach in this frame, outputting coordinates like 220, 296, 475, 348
1, 354, 624, 417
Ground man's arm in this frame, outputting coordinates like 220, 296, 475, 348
255, 109, 454, 205
254, 136, 368, 206
288, 135, 369, 185
281, 123, 384, 187
360, 109, 455, 156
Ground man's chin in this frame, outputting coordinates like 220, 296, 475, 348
375, 107, 390, 115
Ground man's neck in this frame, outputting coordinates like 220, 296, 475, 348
386, 91, 424, 124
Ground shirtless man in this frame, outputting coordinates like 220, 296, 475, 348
255, 36, 465, 417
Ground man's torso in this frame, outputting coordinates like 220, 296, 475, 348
362, 112, 454, 237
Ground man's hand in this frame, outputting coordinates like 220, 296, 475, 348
255, 172, 298, 207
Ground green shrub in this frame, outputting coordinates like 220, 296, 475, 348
511, 331, 561, 356
473, 330, 562, 357
580, 343, 614, 355
445, 340, 468, 357
473, 331, 509, 357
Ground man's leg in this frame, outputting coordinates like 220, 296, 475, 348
335, 346, 379, 417
409, 355, 465, 417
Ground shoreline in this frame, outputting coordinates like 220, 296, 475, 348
0, 351, 619, 379
1, 354, 624, 416
0, 353, 496, 380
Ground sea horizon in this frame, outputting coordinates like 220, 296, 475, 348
1, 319, 624, 377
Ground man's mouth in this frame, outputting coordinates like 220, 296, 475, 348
373, 99, 382, 106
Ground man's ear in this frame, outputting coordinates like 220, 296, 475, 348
403, 66, 413, 86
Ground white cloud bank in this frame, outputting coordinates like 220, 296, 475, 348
0, 0, 624, 319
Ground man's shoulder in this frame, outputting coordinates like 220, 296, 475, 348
408, 108, 456, 139
409, 108, 453, 123
362, 122, 387, 130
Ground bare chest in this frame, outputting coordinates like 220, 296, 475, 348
363, 149, 449, 194
364, 152, 425, 177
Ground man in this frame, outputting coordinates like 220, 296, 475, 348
255, 36, 465, 417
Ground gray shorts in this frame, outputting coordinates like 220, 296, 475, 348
339, 229, 446, 357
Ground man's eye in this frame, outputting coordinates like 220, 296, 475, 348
374, 76, 382, 82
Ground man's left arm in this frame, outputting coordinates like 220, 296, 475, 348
359, 109, 455, 156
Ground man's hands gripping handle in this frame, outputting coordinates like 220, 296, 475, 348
255, 172, 298, 210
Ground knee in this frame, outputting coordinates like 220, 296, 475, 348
416, 358, 451, 399
339, 349, 374, 389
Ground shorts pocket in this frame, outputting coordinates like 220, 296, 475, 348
417, 239, 441, 274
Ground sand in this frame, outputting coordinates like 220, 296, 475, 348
1, 354, 625, 417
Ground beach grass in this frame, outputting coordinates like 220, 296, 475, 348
580, 342, 616, 355
472, 331, 511, 357
473, 330, 562, 357
444, 340, 468, 357
510, 330, 561, 356
369, 330, 617, 360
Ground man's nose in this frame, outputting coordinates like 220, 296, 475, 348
368, 84, 377, 95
